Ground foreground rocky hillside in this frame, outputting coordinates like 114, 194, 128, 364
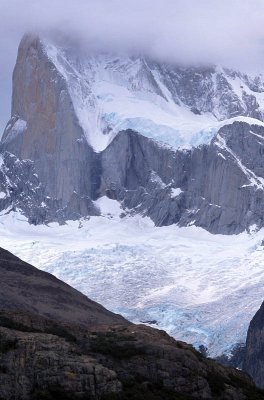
0, 247, 263, 399
0, 247, 126, 327
1, 34, 264, 233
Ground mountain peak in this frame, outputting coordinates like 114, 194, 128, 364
1, 34, 264, 234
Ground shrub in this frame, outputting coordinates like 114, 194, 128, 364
0, 334, 17, 354
207, 371, 226, 395
89, 332, 144, 359
0, 315, 76, 343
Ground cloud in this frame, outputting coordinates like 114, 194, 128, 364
1, 0, 264, 131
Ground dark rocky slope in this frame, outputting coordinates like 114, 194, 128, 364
0, 247, 126, 328
0, 247, 263, 399
244, 300, 264, 389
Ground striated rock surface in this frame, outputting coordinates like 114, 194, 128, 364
0, 247, 263, 399
101, 121, 264, 234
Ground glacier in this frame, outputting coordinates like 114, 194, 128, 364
1, 205, 264, 358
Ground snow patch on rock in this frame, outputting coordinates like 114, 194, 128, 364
94, 196, 122, 218
3, 118, 27, 143
171, 188, 183, 198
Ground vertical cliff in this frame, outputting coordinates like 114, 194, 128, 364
101, 122, 264, 234
1, 34, 100, 216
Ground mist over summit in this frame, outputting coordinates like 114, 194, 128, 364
1, 0, 264, 131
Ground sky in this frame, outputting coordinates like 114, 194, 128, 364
1, 0, 264, 132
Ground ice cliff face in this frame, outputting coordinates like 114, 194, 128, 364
2, 34, 264, 233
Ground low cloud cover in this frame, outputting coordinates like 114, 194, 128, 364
1, 0, 264, 130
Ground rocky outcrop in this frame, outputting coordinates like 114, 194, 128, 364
243, 301, 264, 388
0, 247, 263, 399
0, 320, 122, 400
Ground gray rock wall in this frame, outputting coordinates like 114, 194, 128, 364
243, 301, 264, 388
101, 122, 264, 234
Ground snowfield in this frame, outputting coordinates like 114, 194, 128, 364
0, 199, 264, 357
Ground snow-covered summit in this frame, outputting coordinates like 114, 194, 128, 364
43, 37, 264, 151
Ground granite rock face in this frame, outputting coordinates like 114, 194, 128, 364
2, 34, 264, 234
101, 122, 264, 234
0, 247, 262, 400
1, 35, 101, 214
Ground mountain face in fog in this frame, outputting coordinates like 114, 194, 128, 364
1, 34, 264, 233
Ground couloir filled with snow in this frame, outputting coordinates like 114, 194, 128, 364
1, 197, 264, 358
